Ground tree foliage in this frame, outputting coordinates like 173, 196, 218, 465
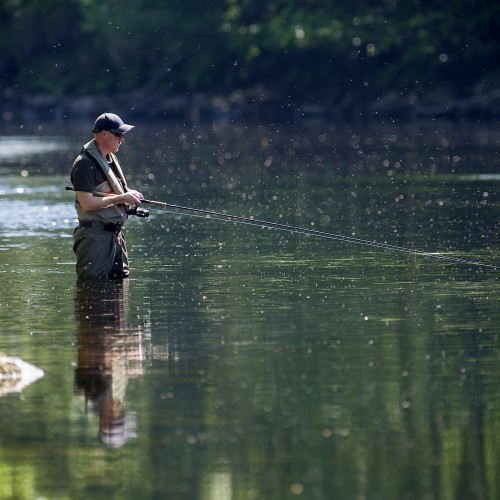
1, 0, 499, 103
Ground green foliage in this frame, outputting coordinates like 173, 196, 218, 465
0, 0, 498, 101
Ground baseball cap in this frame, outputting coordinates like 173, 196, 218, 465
93, 113, 134, 134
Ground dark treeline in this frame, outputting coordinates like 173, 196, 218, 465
1, 0, 499, 121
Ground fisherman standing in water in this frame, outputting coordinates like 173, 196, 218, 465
71, 113, 144, 279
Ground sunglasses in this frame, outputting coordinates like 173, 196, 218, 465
110, 131, 124, 139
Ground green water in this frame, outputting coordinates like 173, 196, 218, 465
0, 121, 499, 499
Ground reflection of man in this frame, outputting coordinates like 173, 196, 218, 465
74, 279, 145, 448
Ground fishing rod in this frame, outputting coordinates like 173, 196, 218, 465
66, 187, 498, 270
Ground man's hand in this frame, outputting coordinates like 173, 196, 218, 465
122, 190, 144, 206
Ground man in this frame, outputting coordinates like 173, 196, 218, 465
71, 112, 143, 279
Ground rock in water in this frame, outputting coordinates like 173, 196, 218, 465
0, 353, 44, 396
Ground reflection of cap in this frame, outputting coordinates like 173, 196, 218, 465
99, 411, 137, 449
93, 113, 134, 134
99, 414, 127, 448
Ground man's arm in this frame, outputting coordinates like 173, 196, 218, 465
76, 191, 143, 213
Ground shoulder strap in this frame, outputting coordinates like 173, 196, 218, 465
108, 153, 129, 192
82, 140, 126, 195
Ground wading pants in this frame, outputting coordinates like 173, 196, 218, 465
73, 221, 129, 279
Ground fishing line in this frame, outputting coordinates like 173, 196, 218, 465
66, 187, 499, 270
150, 204, 497, 270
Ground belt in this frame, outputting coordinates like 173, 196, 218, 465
78, 220, 123, 233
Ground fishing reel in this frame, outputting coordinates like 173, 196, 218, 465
126, 206, 150, 218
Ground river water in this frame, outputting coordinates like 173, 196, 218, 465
0, 119, 499, 499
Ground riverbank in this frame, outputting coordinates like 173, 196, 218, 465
2, 87, 500, 125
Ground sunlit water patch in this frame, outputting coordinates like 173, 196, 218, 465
0, 176, 75, 249
458, 173, 500, 181
0, 135, 73, 161
0, 200, 74, 236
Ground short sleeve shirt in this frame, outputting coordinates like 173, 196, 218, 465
71, 152, 108, 193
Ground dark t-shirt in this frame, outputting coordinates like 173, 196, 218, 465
70, 147, 128, 223
71, 152, 108, 193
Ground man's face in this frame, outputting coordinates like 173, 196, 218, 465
104, 130, 124, 153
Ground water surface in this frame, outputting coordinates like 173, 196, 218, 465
0, 120, 499, 499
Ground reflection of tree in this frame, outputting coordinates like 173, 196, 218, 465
74, 279, 145, 448
413, 294, 490, 500
139, 274, 209, 499
456, 309, 488, 500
